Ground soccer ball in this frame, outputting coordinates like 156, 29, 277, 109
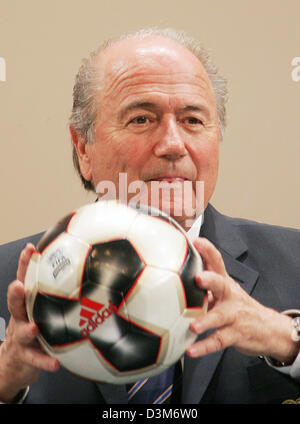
25, 201, 207, 384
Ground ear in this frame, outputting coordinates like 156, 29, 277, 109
70, 125, 93, 182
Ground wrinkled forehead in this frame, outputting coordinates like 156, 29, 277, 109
94, 35, 213, 95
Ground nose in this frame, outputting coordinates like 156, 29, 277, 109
153, 116, 187, 161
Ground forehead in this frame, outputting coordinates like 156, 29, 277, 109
96, 35, 215, 108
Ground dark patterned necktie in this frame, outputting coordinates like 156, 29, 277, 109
127, 361, 182, 404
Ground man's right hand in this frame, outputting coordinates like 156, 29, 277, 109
0, 243, 60, 403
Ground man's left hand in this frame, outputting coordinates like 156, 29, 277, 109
187, 238, 299, 363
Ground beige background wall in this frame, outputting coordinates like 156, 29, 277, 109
1, 0, 300, 245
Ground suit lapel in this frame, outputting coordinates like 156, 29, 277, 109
182, 204, 259, 403
199, 204, 259, 296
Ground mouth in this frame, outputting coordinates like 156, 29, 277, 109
147, 176, 190, 183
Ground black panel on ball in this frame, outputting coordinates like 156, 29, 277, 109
33, 293, 81, 346
180, 246, 206, 308
87, 312, 129, 353
90, 320, 161, 371
78, 280, 124, 310
85, 240, 144, 296
37, 212, 75, 253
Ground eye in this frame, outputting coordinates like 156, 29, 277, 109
129, 115, 149, 125
183, 117, 203, 125
125, 113, 155, 132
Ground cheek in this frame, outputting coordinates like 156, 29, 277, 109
195, 141, 219, 176
89, 144, 113, 176
193, 141, 219, 206
210, 144, 219, 175
88, 133, 148, 185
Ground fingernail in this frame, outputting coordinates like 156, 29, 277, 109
30, 324, 38, 338
191, 319, 203, 332
195, 275, 202, 287
194, 323, 203, 332
51, 360, 60, 371
187, 346, 198, 356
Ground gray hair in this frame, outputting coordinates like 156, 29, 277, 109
69, 27, 228, 191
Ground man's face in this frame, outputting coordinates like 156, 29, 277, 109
77, 36, 220, 230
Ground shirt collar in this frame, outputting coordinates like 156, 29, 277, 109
186, 214, 203, 243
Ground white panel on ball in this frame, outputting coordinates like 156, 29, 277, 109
67, 201, 137, 244
24, 253, 40, 323
37, 232, 90, 299
123, 266, 184, 331
127, 213, 188, 272
24, 253, 40, 295
54, 339, 116, 382
163, 316, 197, 366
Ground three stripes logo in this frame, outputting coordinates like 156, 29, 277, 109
79, 296, 118, 337
79, 297, 104, 327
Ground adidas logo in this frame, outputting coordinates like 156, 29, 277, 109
79, 296, 118, 337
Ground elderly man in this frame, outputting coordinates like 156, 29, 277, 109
0, 28, 299, 404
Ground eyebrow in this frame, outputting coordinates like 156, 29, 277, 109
181, 105, 205, 112
118, 101, 208, 120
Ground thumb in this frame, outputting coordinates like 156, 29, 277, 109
17, 243, 36, 282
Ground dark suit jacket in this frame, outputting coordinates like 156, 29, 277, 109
0, 204, 300, 404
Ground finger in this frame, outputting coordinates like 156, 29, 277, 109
190, 303, 234, 335
17, 243, 36, 282
7, 280, 28, 321
15, 321, 39, 345
22, 346, 60, 372
193, 238, 227, 276
207, 290, 215, 310
195, 272, 227, 301
186, 328, 233, 357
